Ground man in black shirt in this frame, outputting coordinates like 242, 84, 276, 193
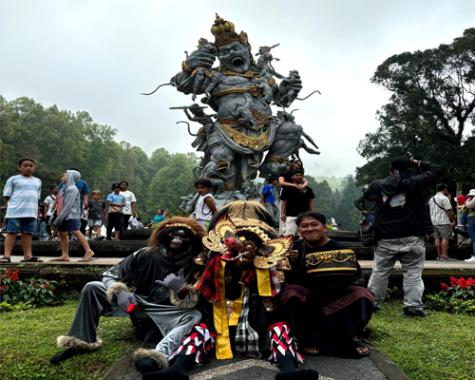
363, 157, 443, 317
280, 169, 315, 235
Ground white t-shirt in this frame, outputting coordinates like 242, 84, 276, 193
119, 190, 137, 215
195, 193, 215, 221
3, 175, 42, 218
43, 194, 56, 217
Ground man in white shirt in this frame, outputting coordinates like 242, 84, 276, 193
428, 183, 455, 260
119, 181, 137, 239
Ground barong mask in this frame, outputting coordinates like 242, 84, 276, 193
203, 215, 293, 270
168, 229, 191, 252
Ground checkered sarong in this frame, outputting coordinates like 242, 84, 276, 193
234, 288, 261, 358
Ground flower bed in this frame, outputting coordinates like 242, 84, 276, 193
0, 268, 64, 311
426, 276, 475, 315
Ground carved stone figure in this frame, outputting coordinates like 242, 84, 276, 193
170, 14, 304, 194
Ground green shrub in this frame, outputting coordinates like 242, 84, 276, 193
426, 276, 475, 315
0, 269, 64, 310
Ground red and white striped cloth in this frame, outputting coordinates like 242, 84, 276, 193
268, 321, 304, 364
168, 323, 215, 364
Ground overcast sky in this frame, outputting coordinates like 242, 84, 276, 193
1, 0, 474, 177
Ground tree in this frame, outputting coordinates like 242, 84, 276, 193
357, 28, 475, 190
313, 179, 333, 218
146, 153, 199, 215
333, 176, 361, 231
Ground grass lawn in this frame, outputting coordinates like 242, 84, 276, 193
369, 300, 475, 380
1, 299, 474, 379
0, 301, 138, 380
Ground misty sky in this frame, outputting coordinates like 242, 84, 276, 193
1, 0, 474, 177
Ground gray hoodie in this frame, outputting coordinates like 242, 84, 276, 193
55, 170, 82, 225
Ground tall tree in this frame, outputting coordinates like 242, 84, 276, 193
357, 28, 475, 189
333, 176, 361, 231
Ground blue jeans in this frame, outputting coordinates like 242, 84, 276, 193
467, 216, 475, 258
5, 218, 36, 234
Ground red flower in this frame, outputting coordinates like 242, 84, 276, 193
44, 284, 49, 289
458, 278, 467, 289
450, 276, 457, 287
466, 278, 475, 287
35, 283, 40, 288
9, 270, 20, 282
440, 282, 449, 290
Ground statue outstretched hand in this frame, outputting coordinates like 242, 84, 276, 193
184, 45, 216, 71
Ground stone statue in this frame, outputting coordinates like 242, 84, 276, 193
170, 14, 306, 195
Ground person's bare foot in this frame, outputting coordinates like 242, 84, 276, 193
78, 250, 94, 262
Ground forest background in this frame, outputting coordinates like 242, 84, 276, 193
0, 95, 362, 230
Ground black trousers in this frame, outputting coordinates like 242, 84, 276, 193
107, 213, 122, 239
282, 295, 373, 357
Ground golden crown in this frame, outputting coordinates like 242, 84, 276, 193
211, 13, 248, 48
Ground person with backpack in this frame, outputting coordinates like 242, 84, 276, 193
363, 157, 443, 317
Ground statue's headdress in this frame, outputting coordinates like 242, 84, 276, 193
211, 13, 248, 48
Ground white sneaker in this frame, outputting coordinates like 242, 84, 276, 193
464, 256, 475, 263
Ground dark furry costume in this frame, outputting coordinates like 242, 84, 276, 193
50, 217, 205, 366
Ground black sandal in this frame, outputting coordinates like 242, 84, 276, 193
350, 338, 370, 358
20, 256, 43, 262
0, 256, 11, 264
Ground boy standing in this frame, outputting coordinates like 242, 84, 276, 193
106, 183, 125, 240
1, 158, 42, 263
192, 178, 217, 230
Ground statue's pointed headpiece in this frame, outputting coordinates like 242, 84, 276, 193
211, 13, 248, 48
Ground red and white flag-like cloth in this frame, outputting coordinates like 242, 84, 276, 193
268, 321, 304, 364
168, 323, 215, 364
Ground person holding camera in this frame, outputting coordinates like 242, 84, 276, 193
464, 189, 475, 263
363, 157, 443, 317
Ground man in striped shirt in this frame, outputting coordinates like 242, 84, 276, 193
1, 158, 42, 263
428, 183, 456, 260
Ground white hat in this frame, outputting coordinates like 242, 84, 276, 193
468, 189, 475, 197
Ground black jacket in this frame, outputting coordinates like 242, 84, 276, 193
363, 161, 443, 239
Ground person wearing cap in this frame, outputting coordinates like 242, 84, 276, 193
280, 169, 315, 236
106, 183, 125, 240
363, 157, 444, 317
464, 189, 475, 263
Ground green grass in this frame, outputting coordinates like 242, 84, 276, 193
1, 300, 474, 379
369, 300, 475, 380
0, 301, 138, 380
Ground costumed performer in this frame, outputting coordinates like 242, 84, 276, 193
135, 201, 318, 380
50, 217, 206, 367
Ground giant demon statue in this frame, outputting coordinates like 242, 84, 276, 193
148, 14, 319, 197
